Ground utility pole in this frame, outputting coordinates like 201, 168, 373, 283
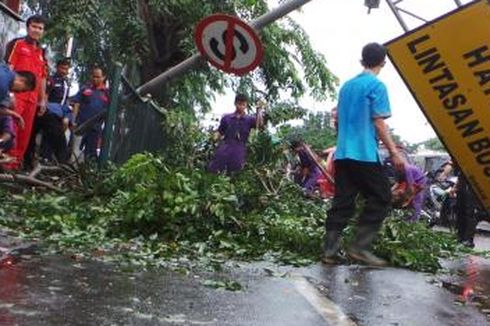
383, 0, 463, 32
136, 0, 314, 97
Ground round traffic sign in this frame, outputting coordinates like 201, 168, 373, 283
195, 14, 264, 76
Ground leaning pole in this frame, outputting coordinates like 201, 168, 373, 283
136, 0, 315, 97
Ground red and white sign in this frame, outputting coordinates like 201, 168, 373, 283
195, 14, 264, 76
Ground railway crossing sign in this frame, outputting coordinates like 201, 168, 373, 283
195, 14, 264, 76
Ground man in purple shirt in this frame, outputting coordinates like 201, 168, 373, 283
291, 140, 322, 194
404, 164, 426, 222
208, 93, 263, 174
392, 164, 427, 222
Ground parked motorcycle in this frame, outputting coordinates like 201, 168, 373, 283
421, 175, 457, 228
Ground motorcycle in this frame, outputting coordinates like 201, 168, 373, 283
421, 175, 457, 228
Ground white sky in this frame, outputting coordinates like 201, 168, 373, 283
289, 0, 473, 144
211, 0, 473, 144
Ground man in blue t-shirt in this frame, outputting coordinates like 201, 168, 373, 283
322, 43, 405, 266
25, 58, 72, 167
0, 64, 36, 104
71, 67, 110, 160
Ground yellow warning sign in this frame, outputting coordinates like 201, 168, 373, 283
386, 0, 490, 210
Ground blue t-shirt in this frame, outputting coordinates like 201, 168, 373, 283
71, 85, 110, 125
46, 102, 72, 120
335, 71, 391, 163
0, 64, 15, 106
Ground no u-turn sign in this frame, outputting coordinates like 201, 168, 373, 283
195, 14, 264, 76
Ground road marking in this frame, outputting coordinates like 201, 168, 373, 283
293, 277, 357, 326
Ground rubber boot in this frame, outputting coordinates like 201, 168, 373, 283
321, 230, 343, 264
347, 224, 387, 267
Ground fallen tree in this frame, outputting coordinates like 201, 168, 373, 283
0, 162, 83, 192
0, 145, 479, 273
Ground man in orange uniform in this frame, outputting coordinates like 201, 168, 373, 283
4, 15, 48, 169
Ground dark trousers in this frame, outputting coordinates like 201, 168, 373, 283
455, 177, 479, 242
81, 127, 102, 160
326, 159, 391, 231
26, 112, 68, 166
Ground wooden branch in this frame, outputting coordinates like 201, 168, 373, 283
0, 160, 78, 192
29, 164, 64, 178
302, 144, 335, 184
0, 173, 61, 192
28, 165, 42, 178
274, 174, 288, 195
265, 169, 278, 194
254, 170, 273, 194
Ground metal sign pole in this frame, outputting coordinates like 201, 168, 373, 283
136, 0, 313, 97
385, 0, 463, 33
250, 0, 313, 30
385, 0, 409, 32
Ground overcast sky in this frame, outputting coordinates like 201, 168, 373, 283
212, 0, 474, 144
289, 0, 475, 144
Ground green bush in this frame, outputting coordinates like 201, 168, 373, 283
0, 132, 479, 273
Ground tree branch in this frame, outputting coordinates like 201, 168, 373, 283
0, 173, 62, 192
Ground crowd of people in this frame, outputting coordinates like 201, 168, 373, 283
1, 13, 483, 263
208, 42, 484, 267
0, 15, 110, 171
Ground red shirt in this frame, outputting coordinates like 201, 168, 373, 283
5, 37, 47, 104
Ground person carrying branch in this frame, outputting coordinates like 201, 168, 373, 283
322, 42, 405, 266
290, 139, 322, 196
391, 163, 427, 222
208, 93, 265, 174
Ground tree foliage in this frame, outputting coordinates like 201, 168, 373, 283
25, 0, 338, 110
278, 111, 337, 151
6, 0, 475, 276
419, 137, 446, 152
0, 151, 474, 273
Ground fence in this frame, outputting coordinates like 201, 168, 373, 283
104, 74, 167, 164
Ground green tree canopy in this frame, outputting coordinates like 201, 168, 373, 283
277, 111, 337, 151
419, 137, 446, 152
26, 0, 338, 111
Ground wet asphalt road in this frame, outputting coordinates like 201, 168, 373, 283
0, 252, 489, 326
0, 225, 489, 325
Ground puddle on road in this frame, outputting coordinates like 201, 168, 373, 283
441, 255, 490, 319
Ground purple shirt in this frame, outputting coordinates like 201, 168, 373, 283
218, 113, 256, 144
404, 164, 427, 222
405, 164, 425, 187
208, 112, 257, 173
298, 149, 316, 170
297, 148, 321, 192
